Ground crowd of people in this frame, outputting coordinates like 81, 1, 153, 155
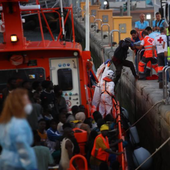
0, 75, 124, 170
110, 12, 170, 89
0, 9, 169, 170
130, 12, 169, 88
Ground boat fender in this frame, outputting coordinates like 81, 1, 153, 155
129, 126, 140, 144
133, 147, 152, 169
121, 107, 129, 120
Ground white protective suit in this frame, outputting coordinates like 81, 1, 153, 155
92, 63, 106, 108
99, 65, 115, 117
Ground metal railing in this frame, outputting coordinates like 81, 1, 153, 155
101, 23, 110, 44
136, 49, 145, 75
163, 66, 170, 104
94, 19, 102, 32
90, 15, 96, 28
73, 6, 78, 14
77, 8, 82, 19
110, 30, 120, 49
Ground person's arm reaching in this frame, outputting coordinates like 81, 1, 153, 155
104, 148, 124, 155
97, 137, 124, 156
110, 139, 123, 148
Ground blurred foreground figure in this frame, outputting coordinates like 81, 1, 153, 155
0, 89, 37, 170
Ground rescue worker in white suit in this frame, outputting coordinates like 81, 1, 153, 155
99, 62, 115, 117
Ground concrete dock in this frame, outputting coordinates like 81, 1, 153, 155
73, 13, 170, 170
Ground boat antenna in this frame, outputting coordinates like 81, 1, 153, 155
60, 0, 66, 41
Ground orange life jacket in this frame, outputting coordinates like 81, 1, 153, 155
138, 31, 143, 41
143, 36, 155, 58
91, 134, 110, 162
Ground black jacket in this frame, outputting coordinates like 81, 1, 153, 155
113, 40, 131, 62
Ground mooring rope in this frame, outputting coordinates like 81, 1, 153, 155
123, 99, 165, 134
135, 136, 170, 170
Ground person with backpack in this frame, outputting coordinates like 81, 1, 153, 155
112, 38, 139, 85
152, 12, 169, 32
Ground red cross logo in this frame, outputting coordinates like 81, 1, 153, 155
157, 37, 164, 43
148, 38, 153, 44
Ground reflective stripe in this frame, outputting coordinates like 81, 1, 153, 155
145, 48, 152, 51
139, 60, 146, 65
158, 70, 163, 73
145, 45, 153, 47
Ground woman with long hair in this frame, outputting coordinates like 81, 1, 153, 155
0, 88, 37, 170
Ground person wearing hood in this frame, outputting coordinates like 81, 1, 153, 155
112, 38, 139, 85
0, 88, 37, 170
99, 62, 115, 117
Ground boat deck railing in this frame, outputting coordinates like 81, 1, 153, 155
0, 0, 76, 47
112, 99, 128, 170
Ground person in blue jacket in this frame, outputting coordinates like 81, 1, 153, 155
135, 13, 149, 31
0, 88, 38, 170
47, 119, 62, 142
152, 12, 169, 32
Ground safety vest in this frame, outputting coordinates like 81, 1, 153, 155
101, 77, 113, 96
138, 31, 143, 41
143, 36, 154, 58
167, 28, 170, 61
91, 134, 110, 162
131, 31, 143, 43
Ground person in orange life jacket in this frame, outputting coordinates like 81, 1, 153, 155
144, 26, 161, 77
99, 62, 115, 117
90, 124, 123, 170
131, 29, 153, 77
137, 31, 158, 80
153, 27, 167, 88
112, 38, 139, 85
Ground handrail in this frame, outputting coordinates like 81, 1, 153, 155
136, 49, 145, 75
76, 7, 82, 16
18, 6, 75, 43
73, 6, 78, 14
68, 154, 88, 170
94, 18, 102, 32
110, 30, 120, 49
116, 101, 125, 170
90, 15, 96, 26
101, 23, 110, 44
77, 8, 82, 19
112, 99, 127, 170
163, 66, 170, 104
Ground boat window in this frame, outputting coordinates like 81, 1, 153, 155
0, 68, 45, 93
57, 68, 73, 91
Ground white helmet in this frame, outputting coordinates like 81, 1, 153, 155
107, 70, 115, 80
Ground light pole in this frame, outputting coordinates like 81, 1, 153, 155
127, 0, 130, 16
85, 0, 90, 51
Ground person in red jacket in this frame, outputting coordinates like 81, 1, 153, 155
90, 124, 123, 170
